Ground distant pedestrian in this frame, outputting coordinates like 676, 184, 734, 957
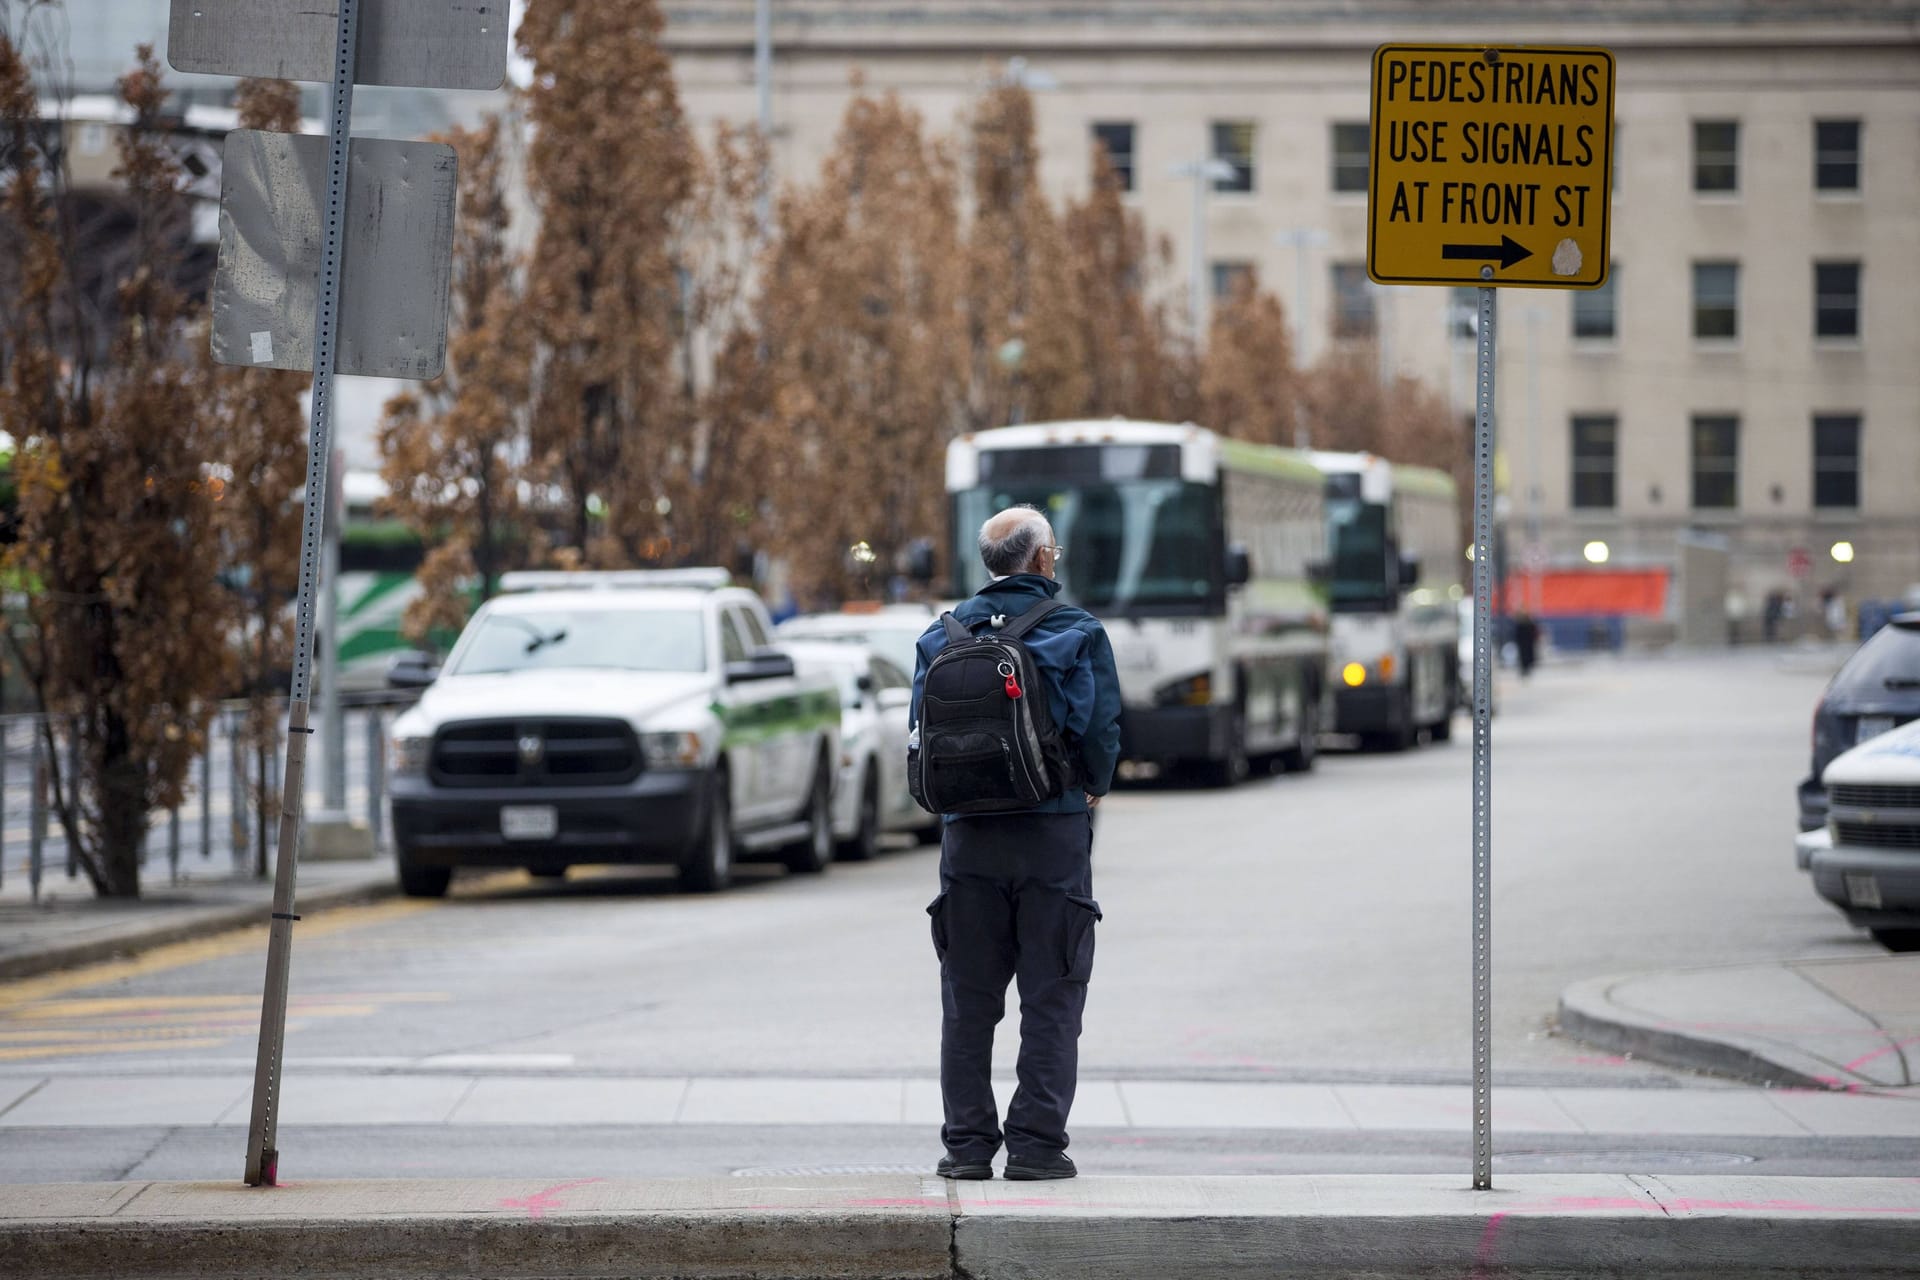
910, 505, 1121, 1183
1513, 611, 1540, 678
1763, 590, 1785, 644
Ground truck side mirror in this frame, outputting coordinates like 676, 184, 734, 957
1225, 543, 1252, 588
1398, 555, 1421, 589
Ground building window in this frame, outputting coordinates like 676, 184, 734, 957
1210, 120, 1255, 193
1331, 121, 1368, 194
1570, 415, 1617, 510
1091, 121, 1134, 193
1330, 262, 1374, 338
1814, 119, 1860, 192
1692, 261, 1738, 340
1210, 260, 1253, 304
1693, 120, 1739, 193
1572, 265, 1619, 340
1814, 260, 1861, 339
1691, 415, 1739, 510
1448, 286, 1478, 340
1813, 414, 1861, 509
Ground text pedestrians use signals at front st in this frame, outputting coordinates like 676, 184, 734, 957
1367, 44, 1615, 289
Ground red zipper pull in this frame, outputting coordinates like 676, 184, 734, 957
1004, 672, 1023, 699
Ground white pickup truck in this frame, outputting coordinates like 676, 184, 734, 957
386, 570, 841, 895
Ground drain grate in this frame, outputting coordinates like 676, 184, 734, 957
1496, 1149, 1756, 1169
731, 1163, 927, 1178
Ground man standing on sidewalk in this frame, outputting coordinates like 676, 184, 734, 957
910, 505, 1122, 1182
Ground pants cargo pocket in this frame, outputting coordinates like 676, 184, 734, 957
1063, 895, 1101, 982
927, 892, 950, 962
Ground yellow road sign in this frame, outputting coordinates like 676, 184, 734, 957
1367, 44, 1614, 289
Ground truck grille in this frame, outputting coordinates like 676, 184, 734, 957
1829, 784, 1920, 812
1831, 821, 1920, 851
430, 719, 640, 788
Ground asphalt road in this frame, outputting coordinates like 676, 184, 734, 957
4, 647, 1909, 1182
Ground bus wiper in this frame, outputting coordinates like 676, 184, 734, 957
1884, 677, 1920, 689
524, 628, 568, 655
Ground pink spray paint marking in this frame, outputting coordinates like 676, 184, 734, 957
1467, 1210, 1509, 1280
497, 1177, 605, 1219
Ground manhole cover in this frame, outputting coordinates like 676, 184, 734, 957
1496, 1149, 1756, 1169
731, 1163, 926, 1178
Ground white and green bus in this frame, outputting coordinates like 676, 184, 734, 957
946, 420, 1330, 785
1310, 452, 1462, 750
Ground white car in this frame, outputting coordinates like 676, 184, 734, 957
775, 604, 935, 682
782, 639, 939, 858
387, 570, 841, 896
1798, 717, 1920, 951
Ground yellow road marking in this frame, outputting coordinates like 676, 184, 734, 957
0, 895, 439, 1010
0, 1037, 230, 1062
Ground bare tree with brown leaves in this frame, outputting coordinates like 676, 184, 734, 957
1200, 270, 1298, 446
657, 122, 772, 572
962, 80, 1087, 429
378, 115, 533, 641
756, 90, 968, 602
1058, 151, 1190, 423
1, 38, 233, 897
517, 0, 695, 566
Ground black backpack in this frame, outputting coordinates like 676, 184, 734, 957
909, 599, 1078, 816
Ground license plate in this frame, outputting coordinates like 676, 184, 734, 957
1857, 716, 1896, 744
500, 805, 558, 841
1845, 874, 1883, 910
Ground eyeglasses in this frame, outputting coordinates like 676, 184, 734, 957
1045, 544, 1067, 563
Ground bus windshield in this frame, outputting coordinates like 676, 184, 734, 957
1326, 495, 1396, 609
952, 480, 1221, 612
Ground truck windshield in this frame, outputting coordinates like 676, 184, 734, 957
1325, 495, 1396, 610
953, 479, 1221, 611
450, 608, 707, 676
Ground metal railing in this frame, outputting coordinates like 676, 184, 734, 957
0, 688, 419, 902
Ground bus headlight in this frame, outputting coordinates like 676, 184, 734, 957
1342, 662, 1367, 688
1154, 671, 1213, 707
389, 735, 432, 778
641, 731, 704, 769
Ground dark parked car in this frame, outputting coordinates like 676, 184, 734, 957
1799, 612, 1920, 830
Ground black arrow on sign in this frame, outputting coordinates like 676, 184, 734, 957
1442, 235, 1533, 270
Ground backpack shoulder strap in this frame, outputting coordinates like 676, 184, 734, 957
939, 612, 971, 644
999, 598, 1071, 641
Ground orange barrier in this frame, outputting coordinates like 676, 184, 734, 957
1501, 568, 1668, 618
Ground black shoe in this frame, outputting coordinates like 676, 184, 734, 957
1003, 1152, 1076, 1181
937, 1155, 993, 1180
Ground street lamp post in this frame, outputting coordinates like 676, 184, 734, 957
1275, 227, 1328, 449
1173, 158, 1236, 343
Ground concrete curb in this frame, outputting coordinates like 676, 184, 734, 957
1556, 973, 1833, 1090
4, 1175, 1919, 1279
0, 872, 397, 983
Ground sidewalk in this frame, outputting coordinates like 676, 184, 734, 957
5, 1070, 1916, 1139
1559, 955, 1920, 1091
3, 1173, 1917, 1279
0, 858, 397, 981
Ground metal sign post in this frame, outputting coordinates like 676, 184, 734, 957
1364, 41, 1615, 1192
1469, 279, 1497, 1190
240, 0, 360, 1188
173, 0, 495, 1189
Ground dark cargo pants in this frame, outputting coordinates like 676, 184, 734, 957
927, 811, 1099, 1163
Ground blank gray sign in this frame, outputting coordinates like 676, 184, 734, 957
212, 130, 456, 381
168, 0, 508, 91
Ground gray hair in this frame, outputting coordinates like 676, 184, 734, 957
978, 506, 1050, 577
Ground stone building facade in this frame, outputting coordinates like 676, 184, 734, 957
662, 1, 1920, 624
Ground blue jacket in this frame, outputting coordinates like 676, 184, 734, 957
910, 574, 1122, 815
